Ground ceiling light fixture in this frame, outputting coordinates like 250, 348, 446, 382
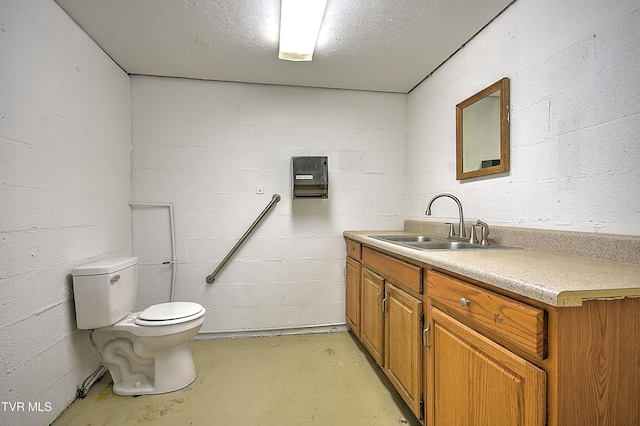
278, 0, 328, 61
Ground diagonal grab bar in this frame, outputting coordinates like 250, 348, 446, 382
205, 194, 281, 284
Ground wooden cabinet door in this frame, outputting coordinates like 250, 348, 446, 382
361, 267, 385, 366
428, 307, 546, 426
385, 283, 423, 420
345, 256, 362, 338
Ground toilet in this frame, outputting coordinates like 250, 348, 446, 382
71, 257, 205, 396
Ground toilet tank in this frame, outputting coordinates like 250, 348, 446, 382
72, 257, 138, 329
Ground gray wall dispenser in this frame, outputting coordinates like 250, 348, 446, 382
291, 156, 328, 199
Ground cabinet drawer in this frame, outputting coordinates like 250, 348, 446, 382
345, 239, 362, 260
428, 270, 547, 360
363, 247, 422, 294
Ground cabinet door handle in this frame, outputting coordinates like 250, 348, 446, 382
460, 297, 471, 308
423, 323, 430, 349
376, 289, 382, 306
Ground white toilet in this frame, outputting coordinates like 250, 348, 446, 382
71, 257, 205, 396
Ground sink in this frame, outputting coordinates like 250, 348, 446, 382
404, 240, 489, 250
369, 234, 514, 251
369, 234, 434, 243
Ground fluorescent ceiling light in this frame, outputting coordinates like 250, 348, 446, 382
279, 0, 328, 61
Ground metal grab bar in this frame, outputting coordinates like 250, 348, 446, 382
205, 194, 281, 284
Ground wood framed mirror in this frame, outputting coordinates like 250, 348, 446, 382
456, 77, 510, 180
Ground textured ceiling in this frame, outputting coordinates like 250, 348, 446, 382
54, 0, 514, 93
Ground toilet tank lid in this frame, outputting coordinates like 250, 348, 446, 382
72, 257, 138, 276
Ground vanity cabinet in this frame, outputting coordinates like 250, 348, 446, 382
345, 231, 640, 426
360, 267, 385, 364
345, 238, 362, 339
426, 268, 640, 426
384, 282, 422, 416
426, 270, 546, 425
345, 239, 362, 338
359, 246, 425, 420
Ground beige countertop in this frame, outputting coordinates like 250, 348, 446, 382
344, 230, 640, 307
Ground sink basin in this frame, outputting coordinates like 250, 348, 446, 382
369, 234, 434, 243
404, 240, 489, 250
369, 234, 514, 251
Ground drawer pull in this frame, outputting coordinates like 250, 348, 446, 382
460, 297, 470, 308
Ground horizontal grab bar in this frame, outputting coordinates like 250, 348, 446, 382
205, 194, 281, 284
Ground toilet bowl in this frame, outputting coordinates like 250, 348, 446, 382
98, 302, 205, 395
72, 258, 206, 396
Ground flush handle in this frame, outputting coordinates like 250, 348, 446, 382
110, 274, 120, 284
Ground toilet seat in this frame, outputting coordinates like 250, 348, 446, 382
135, 302, 205, 326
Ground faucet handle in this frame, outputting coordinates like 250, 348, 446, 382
475, 220, 490, 245
469, 225, 480, 244
445, 222, 456, 237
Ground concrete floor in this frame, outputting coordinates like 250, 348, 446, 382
52, 332, 420, 425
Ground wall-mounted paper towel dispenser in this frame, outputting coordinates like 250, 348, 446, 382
291, 156, 328, 199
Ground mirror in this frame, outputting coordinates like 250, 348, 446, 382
456, 78, 510, 180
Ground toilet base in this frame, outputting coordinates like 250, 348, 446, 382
106, 341, 197, 396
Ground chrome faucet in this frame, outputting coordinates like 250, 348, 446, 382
425, 193, 467, 239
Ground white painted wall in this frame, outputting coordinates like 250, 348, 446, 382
4, 0, 639, 423
407, 0, 640, 236
131, 76, 407, 334
0, 1, 131, 424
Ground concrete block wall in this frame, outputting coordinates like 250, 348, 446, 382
0, 1, 131, 425
5, 0, 637, 424
407, 0, 640, 236
131, 76, 407, 334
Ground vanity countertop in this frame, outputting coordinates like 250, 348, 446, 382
344, 230, 640, 307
